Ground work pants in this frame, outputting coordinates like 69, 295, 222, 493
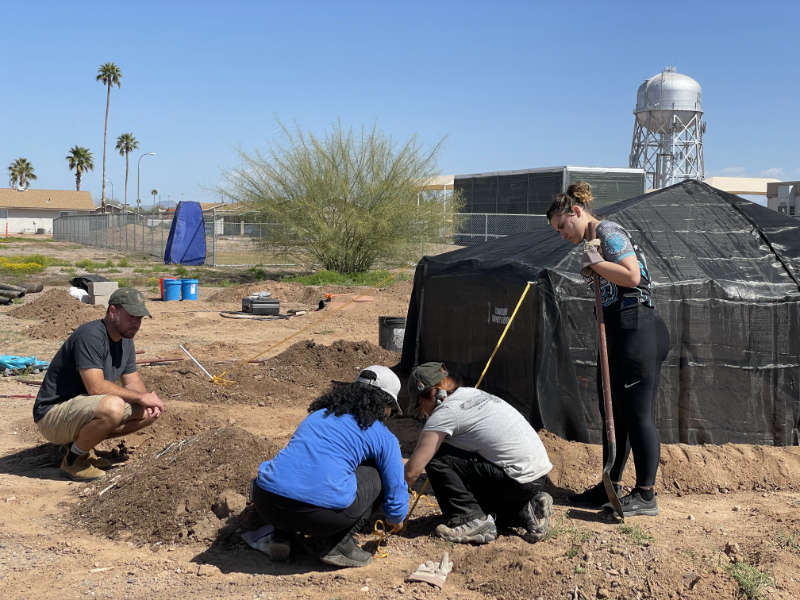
253, 464, 382, 539
425, 443, 545, 527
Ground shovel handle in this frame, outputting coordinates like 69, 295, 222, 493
588, 224, 615, 443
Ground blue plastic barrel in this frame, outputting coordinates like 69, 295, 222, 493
163, 279, 181, 301
181, 278, 199, 301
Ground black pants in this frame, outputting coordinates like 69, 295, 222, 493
425, 443, 545, 527
253, 465, 383, 539
599, 305, 669, 488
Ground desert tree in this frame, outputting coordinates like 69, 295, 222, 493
65, 146, 94, 191
222, 121, 459, 273
8, 157, 37, 190
114, 132, 138, 210
97, 62, 122, 210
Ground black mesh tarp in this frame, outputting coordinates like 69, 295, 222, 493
400, 180, 800, 446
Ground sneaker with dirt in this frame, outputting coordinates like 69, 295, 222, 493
569, 481, 621, 508
267, 529, 292, 562
519, 492, 553, 542
60, 454, 105, 481
320, 534, 372, 568
604, 488, 658, 517
435, 514, 497, 544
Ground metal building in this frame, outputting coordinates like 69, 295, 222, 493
629, 66, 705, 190
453, 166, 645, 244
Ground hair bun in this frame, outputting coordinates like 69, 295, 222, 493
567, 181, 594, 206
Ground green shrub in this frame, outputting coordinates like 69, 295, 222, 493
116, 278, 131, 288
283, 269, 404, 287
118, 257, 130, 267
173, 265, 189, 277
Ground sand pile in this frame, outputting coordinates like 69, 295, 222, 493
141, 340, 400, 407
75, 426, 279, 544
10, 288, 103, 339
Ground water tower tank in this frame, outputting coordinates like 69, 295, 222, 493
635, 68, 702, 131
629, 66, 705, 189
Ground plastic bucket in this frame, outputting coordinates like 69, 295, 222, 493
159, 277, 177, 300
163, 279, 181, 301
181, 278, 199, 301
378, 316, 406, 352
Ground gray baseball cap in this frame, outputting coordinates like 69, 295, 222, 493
109, 287, 152, 318
409, 362, 448, 393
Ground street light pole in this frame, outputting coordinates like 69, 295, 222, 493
136, 152, 156, 215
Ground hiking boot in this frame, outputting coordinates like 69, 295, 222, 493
569, 481, 621, 508
320, 533, 372, 568
267, 529, 292, 562
519, 492, 553, 543
88, 449, 113, 470
435, 514, 497, 544
604, 488, 658, 517
60, 454, 105, 481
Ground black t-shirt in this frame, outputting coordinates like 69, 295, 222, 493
33, 319, 137, 422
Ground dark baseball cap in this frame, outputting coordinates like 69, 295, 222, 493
109, 287, 151, 318
409, 362, 448, 393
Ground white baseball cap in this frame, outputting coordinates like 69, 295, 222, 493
356, 365, 402, 415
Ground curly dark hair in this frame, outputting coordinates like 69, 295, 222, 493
307, 382, 391, 430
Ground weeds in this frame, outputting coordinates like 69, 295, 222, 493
75, 258, 113, 270
173, 265, 189, 277
283, 269, 408, 287
116, 278, 131, 288
619, 523, 654, 546
774, 530, 800, 554
0, 253, 67, 274
117, 257, 130, 267
726, 562, 773, 600
545, 519, 592, 558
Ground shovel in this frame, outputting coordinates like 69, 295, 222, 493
589, 225, 624, 520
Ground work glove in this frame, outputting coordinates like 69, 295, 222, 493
406, 552, 453, 589
580, 238, 604, 277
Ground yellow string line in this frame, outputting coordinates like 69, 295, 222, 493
474, 281, 532, 390
213, 264, 415, 384
371, 281, 533, 557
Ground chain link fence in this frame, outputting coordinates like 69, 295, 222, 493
53, 210, 547, 266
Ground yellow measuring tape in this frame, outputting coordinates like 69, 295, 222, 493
372, 280, 534, 557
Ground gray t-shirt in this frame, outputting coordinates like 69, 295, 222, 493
423, 387, 553, 484
33, 319, 137, 422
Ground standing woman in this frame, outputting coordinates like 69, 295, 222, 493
547, 182, 669, 516
253, 365, 408, 567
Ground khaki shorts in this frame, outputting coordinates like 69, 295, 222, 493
35, 395, 133, 445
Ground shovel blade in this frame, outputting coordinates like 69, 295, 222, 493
602, 442, 624, 520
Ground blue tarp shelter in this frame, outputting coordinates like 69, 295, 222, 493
164, 202, 207, 265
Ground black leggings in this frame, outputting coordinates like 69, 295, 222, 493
598, 305, 669, 488
252, 465, 383, 538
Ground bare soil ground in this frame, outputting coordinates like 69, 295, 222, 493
1, 240, 799, 600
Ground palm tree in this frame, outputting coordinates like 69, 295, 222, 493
114, 132, 138, 210
96, 62, 122, 211
8, 158, 37, 190
151, 188, 158, 210
65, 146, 94, 191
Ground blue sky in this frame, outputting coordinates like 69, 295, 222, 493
1, 0, 797, 207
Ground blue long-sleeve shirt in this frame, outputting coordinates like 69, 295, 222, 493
256, 410, 409, 523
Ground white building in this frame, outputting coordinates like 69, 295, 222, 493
0, 188, 95, 234
767, 181, 800, 218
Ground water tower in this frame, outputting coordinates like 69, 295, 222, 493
629, 66, 705, 190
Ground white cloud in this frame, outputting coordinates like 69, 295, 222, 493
760, 167, 785, 178
720, 166, 747, 176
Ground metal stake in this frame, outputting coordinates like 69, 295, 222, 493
178, 344, 214, 381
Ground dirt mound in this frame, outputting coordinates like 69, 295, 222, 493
9, 288, 103, 339
263, 339, 400, 388
140, 340, 399, 407
74, 426, 279, 545
541, 430, 800, 496
205, 280, 383, 306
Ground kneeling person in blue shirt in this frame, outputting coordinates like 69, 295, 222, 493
253, 365, 408, 568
